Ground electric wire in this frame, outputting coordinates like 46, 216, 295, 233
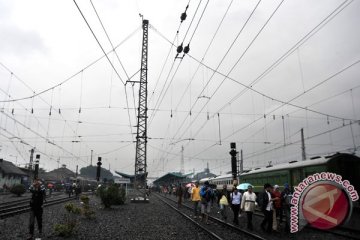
152, 0, 356, 163
0, 27, 140, 103
157, 0, 263, 144
73, 0, 125, 84
150, 0, 354, 158
148, 0, 191, 105
151, 0, 358, 167
89, 0, 130, 80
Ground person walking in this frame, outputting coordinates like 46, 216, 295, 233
28, 179, 46, 240
260, 183, 274, 233
67, 184, 72, 198
241, 185, 257, 230
191, 182, 201, 219
75, 182, 81, 200
281, 183, 292, 232
272, 185, 282, 231
200, 181, 213, 224
230, 187, 241, 225
176, 183, 184, 208
218, 184, 229, 221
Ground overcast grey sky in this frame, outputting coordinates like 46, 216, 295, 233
0, 0, 359, 178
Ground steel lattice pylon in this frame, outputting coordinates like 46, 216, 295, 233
134, 19, 149, 188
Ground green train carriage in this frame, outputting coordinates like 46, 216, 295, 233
239, 153, 360, 195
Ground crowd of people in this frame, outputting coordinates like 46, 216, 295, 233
163, 181, 292, 233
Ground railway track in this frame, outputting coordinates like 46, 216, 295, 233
0, 194, 79, 219
252, 210, 360, 240
0, 192, 63, 209
154, 193, 267, 240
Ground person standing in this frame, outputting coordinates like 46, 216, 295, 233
200, 181, 213, 224
241, 185, 257, 230
28, 179, 46, 240
176, 183, 184, 208
230, 187, 241, 225
218, 184, 229, 221
281, 183, 292, 232
75, 182, 81, 200
191, 182, 201, 219
272, 185, 282, 231
260, 183, 273, 233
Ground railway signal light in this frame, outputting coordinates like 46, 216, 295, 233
96, 157, 102, 182
34, 154, 40, 180
229, 143, 238, 182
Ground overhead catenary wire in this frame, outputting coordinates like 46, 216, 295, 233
89, 0, 130, 80
73, 0, 125, 85
244, 120, 360, 160
150, 0, 358, 167
149, 0, 262, 166
186, 0, 210, 46
149, 0, 211, 124
187, 59, 360, 165
155, 0, 264, 145
0, 27, 140, 103
165, 0, 234, 122
177, 0, 285, 141
0, 111, 86, 163
165, 0, 357, 156
0, 24, 140, 163
159, 0, 280, 160
149, 0, 354, 160
148, 0, 192, 105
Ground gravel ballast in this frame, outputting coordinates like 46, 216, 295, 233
0, 191, 206, 240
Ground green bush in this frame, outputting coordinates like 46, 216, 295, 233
10, 184, 26, 197
97, 184, 126, 208
64, 203, 82, 214
80, 195, 95, 219
113, 187, 126, 205
54, 222, 76, 237
54, 203, 81, 237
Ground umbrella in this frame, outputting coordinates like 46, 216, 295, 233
47, 183, 54, 188
186, 182, 195, 188
237, 183, 252, 190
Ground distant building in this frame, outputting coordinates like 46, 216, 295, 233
41, 164, 76, 184
0, 158, 28, 189
192, 164, 217, 181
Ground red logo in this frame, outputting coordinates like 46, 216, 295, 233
301, 183, 349, 230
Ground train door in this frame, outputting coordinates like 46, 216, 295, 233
290, 168, 302, 189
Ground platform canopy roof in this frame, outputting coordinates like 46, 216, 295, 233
115, 171, 147, 183
153, 172, 191, 186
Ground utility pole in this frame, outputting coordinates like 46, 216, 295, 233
132, 19, 149, 189
180, 146, 184, 174
301, 128, 306, 160
239, 149, 243, 174
90, 149, 93, 166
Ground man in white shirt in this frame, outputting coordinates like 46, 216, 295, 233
241, 185, 257, 230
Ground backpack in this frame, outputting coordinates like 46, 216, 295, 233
205, 190, 212, 202
201, 187, 212, 203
